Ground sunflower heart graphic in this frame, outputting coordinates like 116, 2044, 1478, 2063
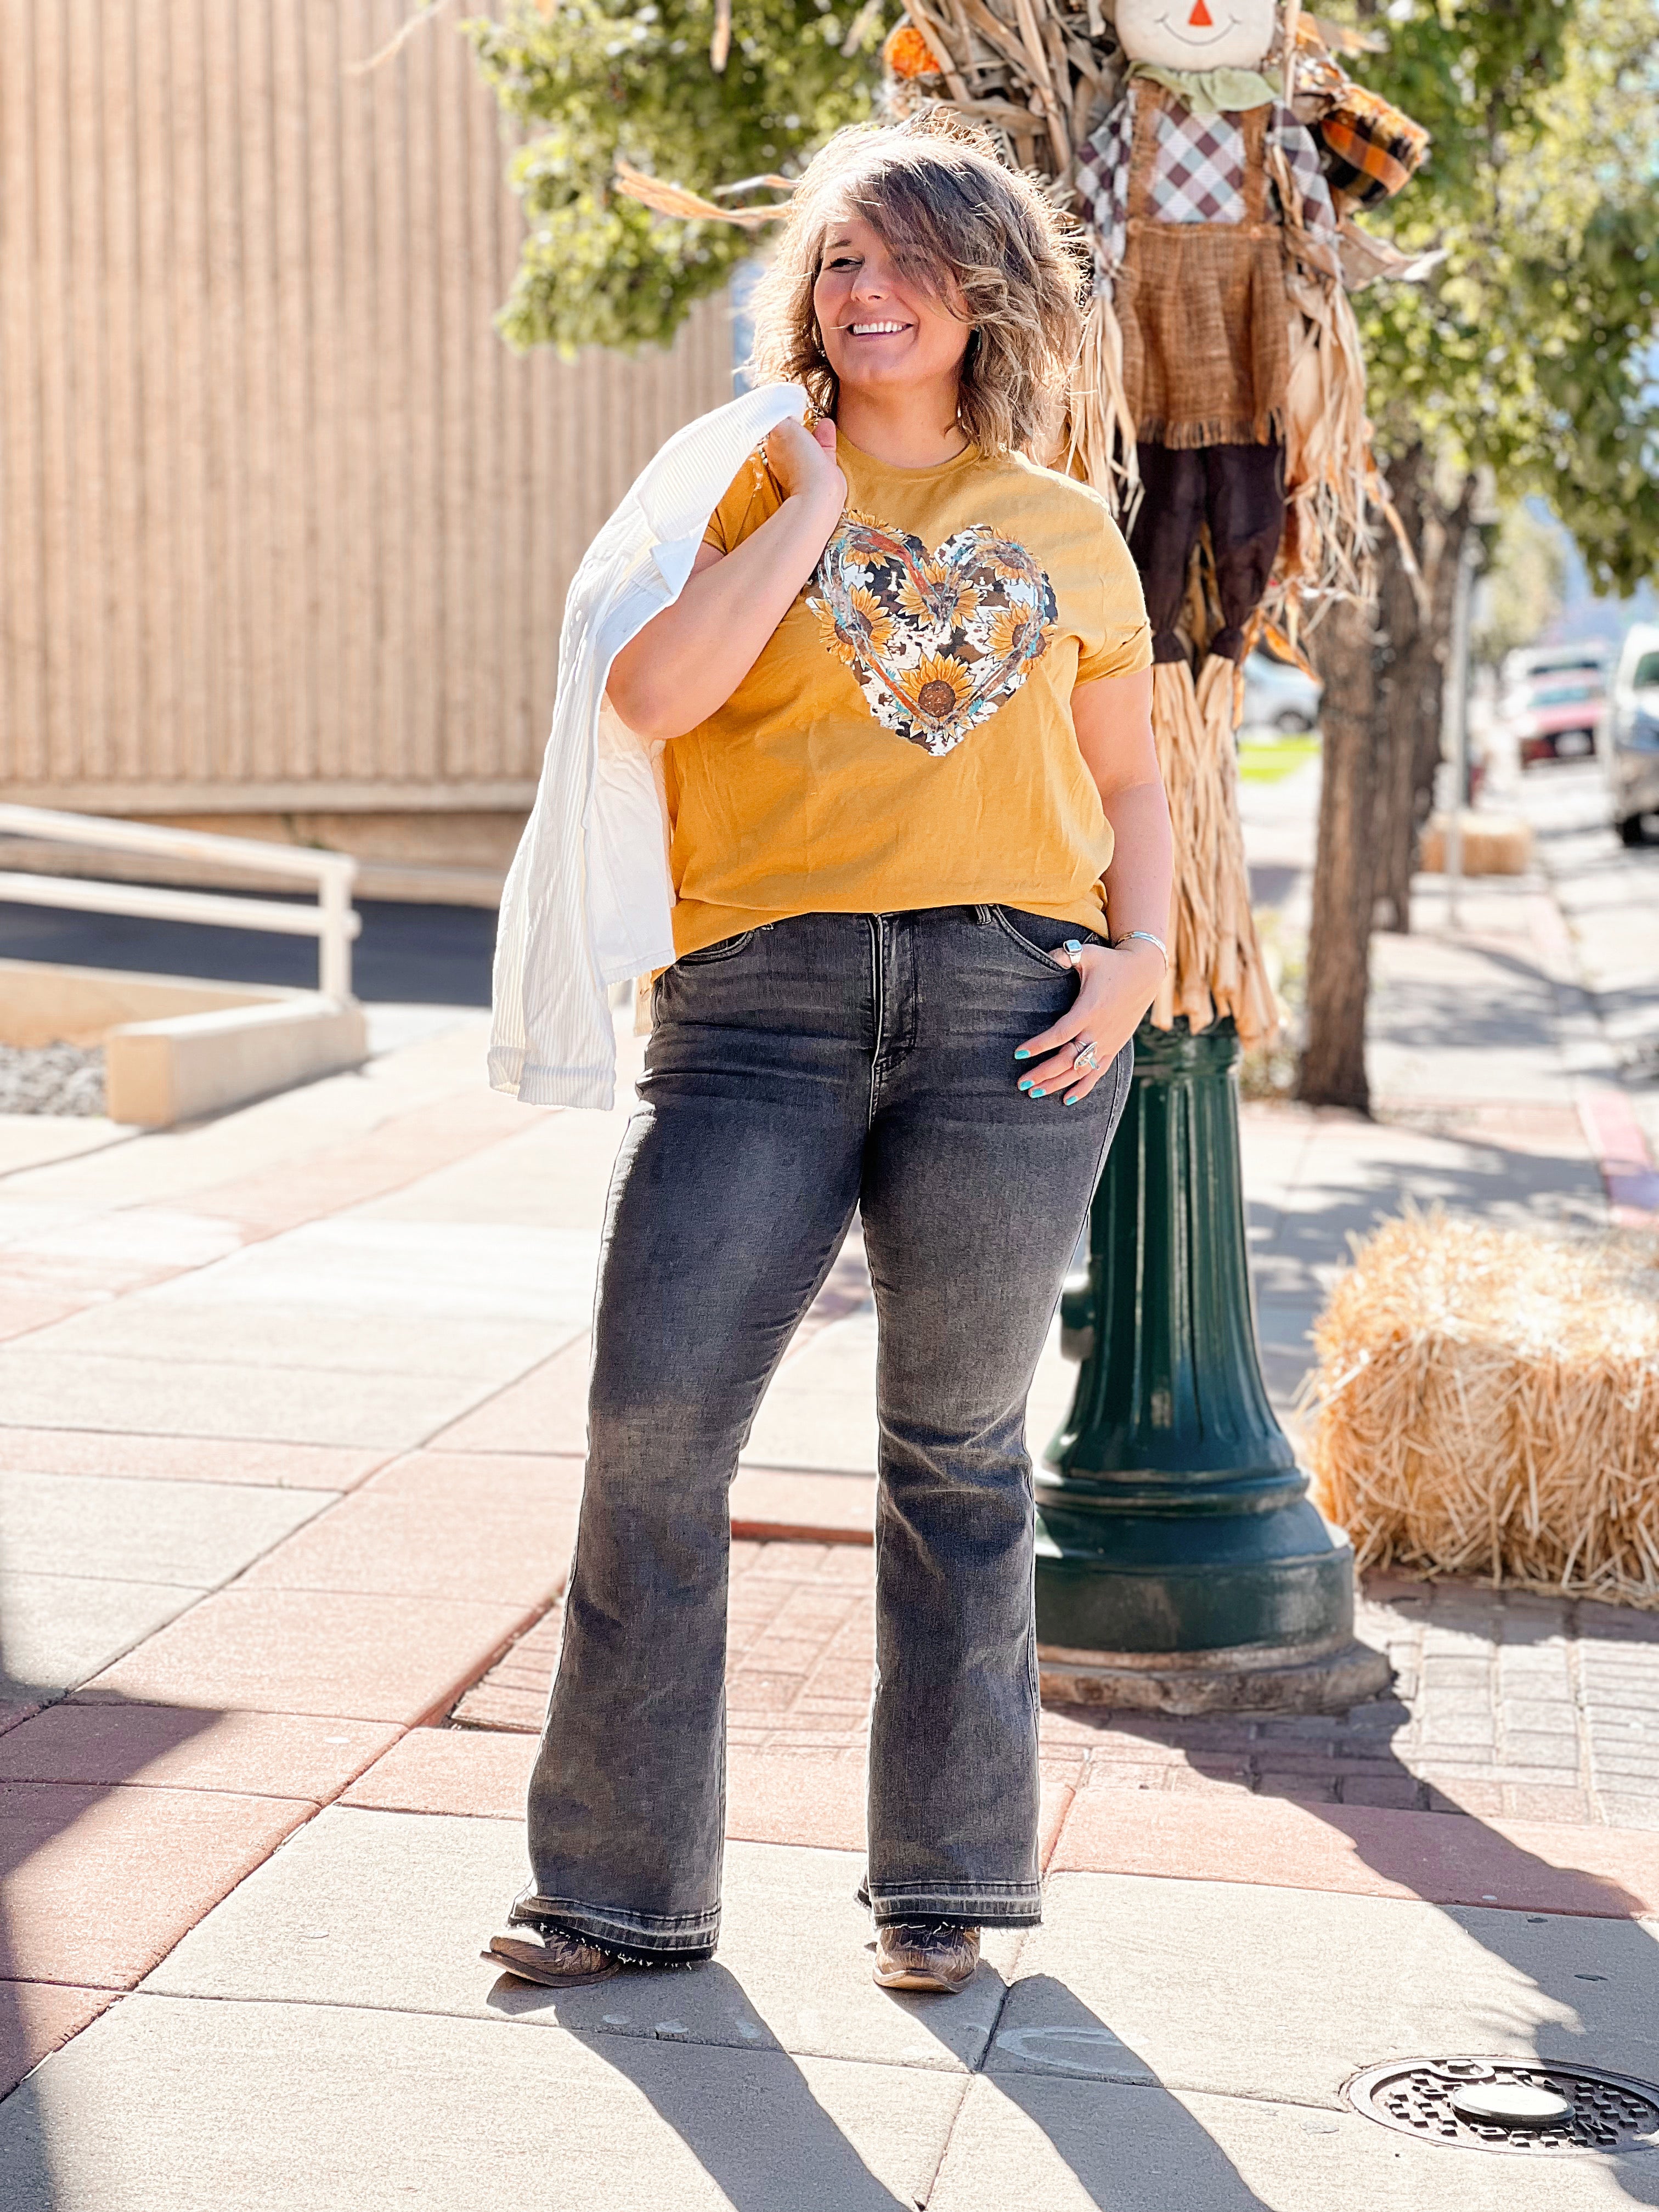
808, 512, 1057, 756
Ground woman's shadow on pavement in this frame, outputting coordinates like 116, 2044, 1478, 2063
482, 1946, 1280, 2210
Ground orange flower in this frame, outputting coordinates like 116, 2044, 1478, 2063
846, 586, 894, 655
905, 653, 973, 724
811, 597, 857, 666
988, 605, 1035, 658
883, 21, 943, 79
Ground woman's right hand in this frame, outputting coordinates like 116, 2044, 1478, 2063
765, 416, 846, 529
607, 415, 848, 741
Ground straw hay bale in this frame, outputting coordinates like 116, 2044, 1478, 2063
1304, 1212, 1659, 1605
1418, 811, 1534, 876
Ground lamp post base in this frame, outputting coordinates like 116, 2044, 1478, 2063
1034, 1016, 1386, 1715
1038, 1631, 1392, 1717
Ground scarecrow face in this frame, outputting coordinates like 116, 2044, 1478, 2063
1115, 0, 1276, 73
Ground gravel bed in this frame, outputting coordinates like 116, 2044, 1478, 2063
0, 1042, 108, 1116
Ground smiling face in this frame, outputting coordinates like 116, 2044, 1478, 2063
811, 208, 972, 408
1114, 0, 1275, 72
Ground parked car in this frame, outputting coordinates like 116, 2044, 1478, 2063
1499, 642, 1610, 768
1604, 623, 1659, 845
1241, 650, 1322, 733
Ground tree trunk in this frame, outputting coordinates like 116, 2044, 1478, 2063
1297, 452, 1480, 1108
1297, 593, 1381, 1112
1372, 453, 1476, 933
1372, 445, 1429, 933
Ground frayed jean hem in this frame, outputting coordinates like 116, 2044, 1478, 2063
866, 1881, 1042, 1928
517, 1889, 719, 1961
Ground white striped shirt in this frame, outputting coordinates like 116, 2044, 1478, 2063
489, 382, 809, 1111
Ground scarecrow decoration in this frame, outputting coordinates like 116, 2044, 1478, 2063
618, 0, 1427, 1043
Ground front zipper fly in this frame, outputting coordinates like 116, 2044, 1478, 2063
867, 914, 885, 1128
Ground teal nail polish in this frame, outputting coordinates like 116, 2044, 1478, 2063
1029, 1086, 1046, 1098
1013, 1047, 1030, 1061
1063, 1094, 1079, 1106
1018, 1076, 1032, 1091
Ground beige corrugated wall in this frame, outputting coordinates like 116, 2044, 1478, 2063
0, 0, 735, 814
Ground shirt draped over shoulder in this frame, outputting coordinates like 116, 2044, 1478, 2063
488, 382, 810, 1111
665, 431, 1151, 956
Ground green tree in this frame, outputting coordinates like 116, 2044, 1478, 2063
463, 0, 881, 354
1297, 0, 1659, 1110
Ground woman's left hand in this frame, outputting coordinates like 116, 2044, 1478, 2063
1014, 940, 1164, 1104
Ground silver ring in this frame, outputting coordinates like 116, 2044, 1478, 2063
1072, 1040, 1098, 1074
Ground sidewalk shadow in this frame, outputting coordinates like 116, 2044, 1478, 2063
1063, 1661, 1659, 2204
482, 1961, 924, 2211
481, 1945, 1279, 2210
982, 1974, 1282, 2208
894, 1965, 1280, 2209
0, 1652, 225, 2211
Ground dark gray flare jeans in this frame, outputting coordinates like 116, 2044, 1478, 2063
520, 906, 1132, 1959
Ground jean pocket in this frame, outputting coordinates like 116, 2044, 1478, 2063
675, 930, 757, 969
988, 906, 1100, 976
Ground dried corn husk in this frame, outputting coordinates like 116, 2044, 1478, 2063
614, 159, 790, 229
1146, 657, 1278, 1046
1305, 1212, 1659, 1606
1264, 144, 1375, 618
1061, 288, 1141, 521
887, 0, 1122, 174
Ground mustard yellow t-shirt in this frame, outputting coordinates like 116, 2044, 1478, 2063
665, 430, 1152, 957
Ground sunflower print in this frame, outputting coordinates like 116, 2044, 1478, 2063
808, 511, 1058, 755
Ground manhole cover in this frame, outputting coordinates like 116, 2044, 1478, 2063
1346, 2058, 1659, 2155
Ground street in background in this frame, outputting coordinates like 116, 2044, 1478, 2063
1498, 640, 1610, 769
1241, 649, 1323, 733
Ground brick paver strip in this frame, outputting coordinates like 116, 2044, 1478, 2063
0, 1705, 400, 1799
1579, 1083, 1659, 1221
0, 1781, 314, 1988
0, 1096, 547, 1340
0, 1285, 100, 1344
80, 1588, 540, 1727
183, 1092, 554, 1241
449, 1544, 1659, 1831
0, 1428, 396, 1489
342, 1717, 1085, 1871
1049, 1782, 1659, 1917
0, 1984, 114, 2103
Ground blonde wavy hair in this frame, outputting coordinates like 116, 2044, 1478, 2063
744, 113, 1087, 460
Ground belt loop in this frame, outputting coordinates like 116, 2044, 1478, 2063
973, 904, 996, 925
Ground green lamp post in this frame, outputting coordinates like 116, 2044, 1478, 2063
1034, 1016, 1390, 1713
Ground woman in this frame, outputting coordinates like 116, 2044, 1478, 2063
487, 115, 1172, 1997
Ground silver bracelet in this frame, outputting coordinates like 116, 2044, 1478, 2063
1110, 929, 1169, 969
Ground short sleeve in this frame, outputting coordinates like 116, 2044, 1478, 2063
1076, 509, 1153, 684
700, 447, 781, 555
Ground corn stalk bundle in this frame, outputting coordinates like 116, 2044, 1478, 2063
1304, 1212, 1659, 1607
1147, 659, 1277, 1041
885, 0, 1124, 183
886, 4, 1372, 1044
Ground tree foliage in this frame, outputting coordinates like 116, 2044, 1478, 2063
464, 0, 1659, 582
462, 0, 878, 353
1342, 0, 1659, 592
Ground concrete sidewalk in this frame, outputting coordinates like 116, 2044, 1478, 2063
1, 764, 1656, 2207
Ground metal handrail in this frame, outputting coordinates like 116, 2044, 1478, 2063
0, 803, 360, 999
